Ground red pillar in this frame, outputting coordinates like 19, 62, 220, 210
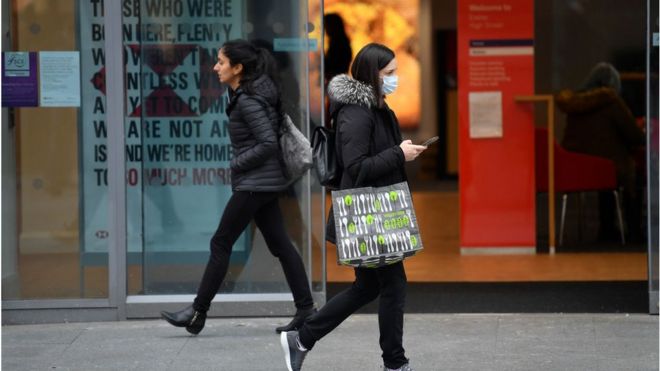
457, 0, 536, 252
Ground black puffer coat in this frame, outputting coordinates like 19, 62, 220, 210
326, 74, 407, 242
226, 75, 288, 192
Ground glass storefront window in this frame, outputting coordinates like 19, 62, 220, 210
3, 0, 653, 320
2, 1, 109, 299
536, 0, 649, 252
111, 0, 324, 297
2, 0, 324, 318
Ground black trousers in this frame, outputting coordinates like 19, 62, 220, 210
193, 191, 314, 313
298, 262, 408, 369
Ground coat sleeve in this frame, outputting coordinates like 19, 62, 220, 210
611, 98, 645, 150
339, 106, 405, 185
231, 96, 279, 172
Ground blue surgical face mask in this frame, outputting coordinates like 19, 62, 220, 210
382, 75, 398, 95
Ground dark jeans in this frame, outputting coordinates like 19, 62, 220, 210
193, 191, 314, 313
298, 262, 408, 369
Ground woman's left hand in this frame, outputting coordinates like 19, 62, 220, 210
399, 140, 426, 162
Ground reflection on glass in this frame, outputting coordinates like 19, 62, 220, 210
536, 1, 649, 252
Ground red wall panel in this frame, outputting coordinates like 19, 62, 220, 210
458, 0, 536, 249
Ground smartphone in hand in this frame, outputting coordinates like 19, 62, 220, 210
420, 136, 439, 146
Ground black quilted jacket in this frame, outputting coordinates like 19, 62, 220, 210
226, 75, 288, 192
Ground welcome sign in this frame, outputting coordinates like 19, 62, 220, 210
458, 0, 536, 251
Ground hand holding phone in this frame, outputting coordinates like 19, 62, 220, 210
400, 140, 427, 162
420, 136, 439, 147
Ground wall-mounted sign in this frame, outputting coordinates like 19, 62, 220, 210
273, 38, 318, 52
468, 91, 502, 138
469, 39, 533, 57
39, 51, 81, 107
2, 52, 38, 107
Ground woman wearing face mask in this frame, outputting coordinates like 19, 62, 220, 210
281, 43, 425, 371
160, 39, 315, 336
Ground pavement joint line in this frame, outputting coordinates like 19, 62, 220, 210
495, 315, 502, 354
61, 327, 85, 356
174, 333, 192, 357
590, 316, 598, 354
68, 328, 85, 346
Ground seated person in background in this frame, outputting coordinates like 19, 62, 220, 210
555, 62, 646, 243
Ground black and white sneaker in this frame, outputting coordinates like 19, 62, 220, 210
280, 330, 308, 371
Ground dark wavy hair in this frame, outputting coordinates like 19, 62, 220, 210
221, 39, 280, 97
350, 43, 395, 108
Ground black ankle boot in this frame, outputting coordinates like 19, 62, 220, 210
161, 305, 207, 335
276, 307, 316, 333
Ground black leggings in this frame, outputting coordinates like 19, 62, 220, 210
193, 191, 314, 313
298, 262, 408, 369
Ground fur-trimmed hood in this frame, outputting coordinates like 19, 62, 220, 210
327, 74, 377, 117
555, 87, 618, 114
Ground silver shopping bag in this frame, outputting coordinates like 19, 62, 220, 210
331, 181, 423, 268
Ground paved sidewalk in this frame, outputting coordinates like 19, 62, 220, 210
2, 314, 658, 371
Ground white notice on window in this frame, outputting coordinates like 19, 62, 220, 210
39, 51, 81, 107
469, 91, 502, 138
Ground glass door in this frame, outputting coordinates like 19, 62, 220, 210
125, 0, 326, 315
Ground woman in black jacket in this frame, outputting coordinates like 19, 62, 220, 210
281, 43, 426, 371
161, 40, 315, 335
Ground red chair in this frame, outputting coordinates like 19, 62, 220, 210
535, 127, 625, 245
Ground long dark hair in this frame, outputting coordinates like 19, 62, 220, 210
350, 43, 395, 108
221, 39, 280, 96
